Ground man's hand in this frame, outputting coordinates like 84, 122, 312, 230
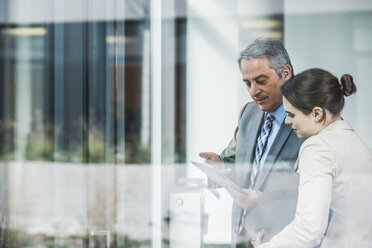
225, 186, 262, 211
199, 152, 233, 175
199, 152, 232, 175
199, 152, 221, 164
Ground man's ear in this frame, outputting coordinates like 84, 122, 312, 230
281, 64, 292, 81
312, 107, 324, 122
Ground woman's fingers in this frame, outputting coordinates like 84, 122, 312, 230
251, 229, 264, 247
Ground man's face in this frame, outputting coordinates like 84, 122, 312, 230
240, 57, 290, 112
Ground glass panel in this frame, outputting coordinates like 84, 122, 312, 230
1, 0, 371, 248
0, 0, 189, 246
284, 0, 372, 149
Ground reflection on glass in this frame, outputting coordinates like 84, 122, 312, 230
1, 0, 371, 247
0, 20, 187, 165
0, 0, 186, 247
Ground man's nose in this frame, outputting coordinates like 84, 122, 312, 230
250, 84, 260, 97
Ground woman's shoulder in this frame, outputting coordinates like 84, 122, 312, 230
299, 120, 350, 155
297, 135, 337, 175
299, 134, 330, 154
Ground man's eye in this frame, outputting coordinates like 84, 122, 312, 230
245, 82, 251, 88
257, 80, 265, 85
287, 113, 294, 118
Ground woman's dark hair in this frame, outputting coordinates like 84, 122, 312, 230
280, 68, 356, 121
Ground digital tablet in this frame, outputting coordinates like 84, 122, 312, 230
191, 161, 246, 195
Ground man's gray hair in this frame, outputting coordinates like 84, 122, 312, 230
238, 37, 293, 77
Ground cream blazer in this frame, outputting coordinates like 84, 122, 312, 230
258, 120, 372, 248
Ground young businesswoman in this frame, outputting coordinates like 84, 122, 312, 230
253, 68, 372, 247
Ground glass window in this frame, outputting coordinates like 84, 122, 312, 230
1, 0, 371, 247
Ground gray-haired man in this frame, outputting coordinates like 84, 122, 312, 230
200, 38, 303, 248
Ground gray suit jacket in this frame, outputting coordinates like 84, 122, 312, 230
216, 102, 303, 247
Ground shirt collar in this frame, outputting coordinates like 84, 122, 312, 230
265, 104, 286, 125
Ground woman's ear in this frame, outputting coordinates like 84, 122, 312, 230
312, 107, 324, 122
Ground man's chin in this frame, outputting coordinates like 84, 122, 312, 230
257, 104, 273, 113
257, 102, 281, 113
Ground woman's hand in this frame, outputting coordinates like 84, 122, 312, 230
225, 186, 262, 210
251, 229, 264, 248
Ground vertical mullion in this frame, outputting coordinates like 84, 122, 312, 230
150, 0, 162, 247
83, 2, 90, 248
83, 22, 90, 164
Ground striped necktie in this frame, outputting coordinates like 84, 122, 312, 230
250, 112, 275, 189
238, 112, 275, 234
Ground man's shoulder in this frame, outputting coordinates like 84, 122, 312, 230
238, 101, 261, 119
241, 101, 260, 113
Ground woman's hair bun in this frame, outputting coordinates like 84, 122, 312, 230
340, 74, 357, 96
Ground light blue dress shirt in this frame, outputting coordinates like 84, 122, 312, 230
259, 104, 286, 166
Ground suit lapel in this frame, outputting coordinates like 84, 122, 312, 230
254, 122, 293, 190
238, 108, 263, 187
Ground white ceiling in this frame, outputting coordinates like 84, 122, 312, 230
0, 0, 371, 24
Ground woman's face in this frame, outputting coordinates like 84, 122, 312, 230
283, 97, 322, 139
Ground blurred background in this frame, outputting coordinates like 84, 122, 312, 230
0, 0, 371, 247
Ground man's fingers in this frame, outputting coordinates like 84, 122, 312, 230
199, 152, 211, 159
199, 152, 221, 164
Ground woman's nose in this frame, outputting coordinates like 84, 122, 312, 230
284, 116, 291, 125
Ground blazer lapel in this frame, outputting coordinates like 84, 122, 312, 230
254, 123, 293, 190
